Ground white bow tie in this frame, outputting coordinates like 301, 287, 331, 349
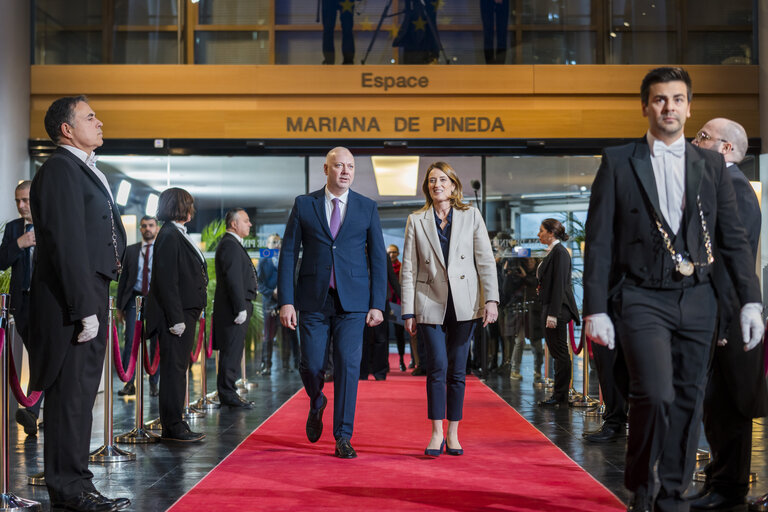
85, 152, 98, 167
653, 140, 684, 158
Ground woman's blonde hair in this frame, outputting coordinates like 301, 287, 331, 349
417, 161, 471, 212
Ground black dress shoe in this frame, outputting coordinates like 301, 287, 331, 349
399, 362, 406, 372
52, 491, 117, 511
87, 491, 130, 511
221, 396, 254, 409
408, 360, 415, 369
690, 490, 745, 511
261, 368, 271, 376
117, 382, 135, 396
149, 382, 159, 397
411, 367, 426, 376
15, 408, 38, 436
584, 424, 625, 443
306, 395, 327, 443
538, 396, 568, 408
335, 438, 357, 459
161, 423, 205, 443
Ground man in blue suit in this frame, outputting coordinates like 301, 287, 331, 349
279, 146, 387, 459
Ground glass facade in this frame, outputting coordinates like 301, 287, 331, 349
32, 0, 757, 65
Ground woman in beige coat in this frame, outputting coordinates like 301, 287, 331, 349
401, 161, 499, 457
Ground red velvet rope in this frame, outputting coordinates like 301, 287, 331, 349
586, 334, 594, 359
569, 321, 583, 355
112, 321, 141, 383
189, 317, 205, 363
143, 332, 160, 376
3, 328, 43, 408
207, 316, 213, 359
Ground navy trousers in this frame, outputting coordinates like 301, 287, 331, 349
298, 289, 365, 440
419, 299, 477, 421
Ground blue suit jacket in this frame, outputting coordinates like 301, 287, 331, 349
278, 187, 387, 313
257, 255, 279, 311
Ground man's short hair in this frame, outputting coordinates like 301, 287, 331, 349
44, 95, 88, 144
640, 67, 692, 105
722, 120, 749, 163
15, 180, 31, 192
140, 215, 157, 224
225, 208, 245, 230
156, 188, 195, 222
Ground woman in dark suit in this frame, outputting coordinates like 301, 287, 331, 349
401, 162, 499, 457
536, 218, 579, 408
145, 187, 208, 441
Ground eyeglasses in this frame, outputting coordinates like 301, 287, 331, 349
695, 131, 728, 144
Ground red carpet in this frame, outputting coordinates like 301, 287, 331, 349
169, 355, 624, 511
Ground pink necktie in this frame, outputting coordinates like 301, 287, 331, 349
329, 198, 340, 288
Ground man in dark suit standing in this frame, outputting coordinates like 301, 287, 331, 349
688, 118, 767, 511
115, 215, 159, 397
30, 96, 129, 511
279, 146, 387, 459
583, 68, 763, 512
0, 181, 44, 436
213, 208, 258, 408
256, 233, 280, 376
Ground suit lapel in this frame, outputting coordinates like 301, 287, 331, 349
335, 190, 356, 240
684, 143, 705, 235
629, 140, 664, 222
447, 208, 464, 265
420, 207, 446, 269
312, 188, 333, 239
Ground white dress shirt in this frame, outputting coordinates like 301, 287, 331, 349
647, 132, 686, 235
172, 221, 206, 263
61, 145, 114, 201
324, 187, 349, 230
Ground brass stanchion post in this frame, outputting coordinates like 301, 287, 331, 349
115, 297, 159, 444
89, 297, 135, 462
192, 311, 218, 411
0, 294, 41, 509
542, 344, 554, 390
235, 349, 256, 392
181, 316, 204, 420
572, 329, 597, 408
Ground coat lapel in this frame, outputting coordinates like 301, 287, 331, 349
684, 143, 705, 235
420, 207, 445, 269
447, 207, 464, 265
629, 139, 665, 222
335, 190, 356, 240
312, 188, 333, 240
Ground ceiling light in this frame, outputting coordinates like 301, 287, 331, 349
116, 180, 131, 206
371, 156, 419, 196
146, 193, 159, 216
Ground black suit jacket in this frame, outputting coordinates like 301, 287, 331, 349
537, 242, 579, 323
144, 222, 208, 337
29, 147, 126, 390
116, 242, 141, 311
710, 163, 767, 418
212, 233, 257, 350
583, 137, 761, 316
0, 218, 30, 317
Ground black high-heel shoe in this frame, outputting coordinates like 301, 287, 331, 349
445, 440, 463, 456
424, 439, 446, 457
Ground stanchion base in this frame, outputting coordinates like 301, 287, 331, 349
572, 398, 599, 408
235, 379, 257, 391
192, 398, 220, 411
26, 473, 45, 487
144, 417, 162, 431
696, 448, 711, 462
693, 470, 706, 482
0, 493, 41, 510
749, 492, 768, 511
206, 390, 220, 403
182, 407, 205, 420
115, 427, 161, 444
89, 444, 136, 463
584, 404, 605, 418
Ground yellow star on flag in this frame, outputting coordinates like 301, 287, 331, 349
388, 23, 400, 39
340, 0, 354, 13
360, 16, 373, 31
412, 15, 427, 32
433, 0, 445, 11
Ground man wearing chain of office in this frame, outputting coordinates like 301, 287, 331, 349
582, 67, 764, 512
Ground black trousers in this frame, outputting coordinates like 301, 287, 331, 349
217, 309, 252, 403
480, 0, 509, 63
592, 339, 628, 428
322, 0, 354, 63
44, 278, 108, 502
616, 284, 716, 511
158, 309, 201, 434
360, 322, 388, 380
280, 324, 300, 368
542, 311, 571, 403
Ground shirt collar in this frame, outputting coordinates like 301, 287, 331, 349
646, 131, 686, 157
61, 145, 97, 166
546, 239, 560, 252
325, 186, 349, 205
141, 239, 154, 248
227, 231, 243, 244
172, 221, 187, 234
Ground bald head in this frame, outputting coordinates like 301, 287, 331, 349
324, 146, 355, 196
693, 118, 748, 164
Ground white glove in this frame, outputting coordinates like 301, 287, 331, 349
584, 313, 615, 350
740, 302, 764, 351
169, 322, 186, 337
77, 314, 99, 343
234, 310, 247, 325
546, 315, 557, 328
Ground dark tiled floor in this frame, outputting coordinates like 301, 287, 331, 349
7, 345, 768, 511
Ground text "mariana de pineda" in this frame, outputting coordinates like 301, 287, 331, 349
286, 116, 505, 133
